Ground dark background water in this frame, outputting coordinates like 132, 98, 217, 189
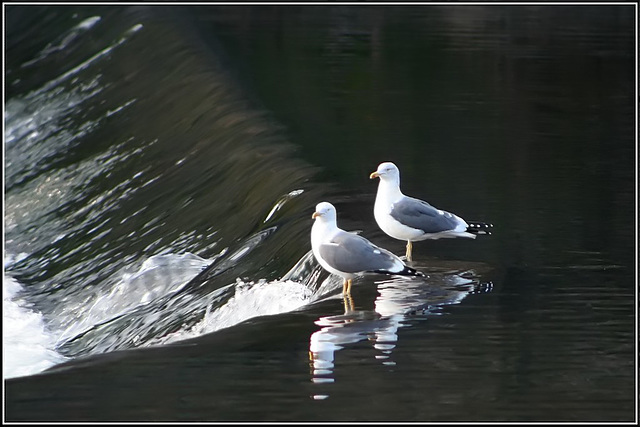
4, 4, 636, 422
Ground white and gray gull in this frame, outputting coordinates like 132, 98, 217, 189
311, 202, 423, 295
370, 162, 492, 261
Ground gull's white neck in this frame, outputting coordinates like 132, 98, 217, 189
375, 176, 404, 208
311, 218, 340, 250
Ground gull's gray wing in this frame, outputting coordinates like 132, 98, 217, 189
390, 196, 463, 233
318, 231, 400, 274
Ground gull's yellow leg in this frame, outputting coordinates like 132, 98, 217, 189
342, 278, 353, 295
343, 293, 354, 313
405, 241, 413, 262
342, 279, 354, 312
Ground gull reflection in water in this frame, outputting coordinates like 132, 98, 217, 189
308, 268, 492, 398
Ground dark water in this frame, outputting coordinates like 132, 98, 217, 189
4, 5, 636, 422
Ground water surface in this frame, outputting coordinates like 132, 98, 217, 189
4, 4, 636, 422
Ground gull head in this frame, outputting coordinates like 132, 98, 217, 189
370, 161, 400, 182
312, 202, 337, 223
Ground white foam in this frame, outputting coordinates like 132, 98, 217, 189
3, 248, 321, 374
147, 278, 315, 347
56, 252, 211, 344
3, 275, 67, 379
203, 279, 313, 332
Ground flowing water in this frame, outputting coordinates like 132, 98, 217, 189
3, 4, 636, 422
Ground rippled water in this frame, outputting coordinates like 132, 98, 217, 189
4, 4, 636, 422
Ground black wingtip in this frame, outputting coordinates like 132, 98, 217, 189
467, 221, 493, 235
373, 266, 425, 278
404, 265, 425, 277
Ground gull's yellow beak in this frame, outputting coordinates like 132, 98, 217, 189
370, 171, 380, 179
312, 211, 320, 219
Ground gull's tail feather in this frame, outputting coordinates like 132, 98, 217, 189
467, 221, 493, 235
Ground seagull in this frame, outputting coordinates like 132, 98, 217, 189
311, 202, 423, 296
370, 162, 492, 261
